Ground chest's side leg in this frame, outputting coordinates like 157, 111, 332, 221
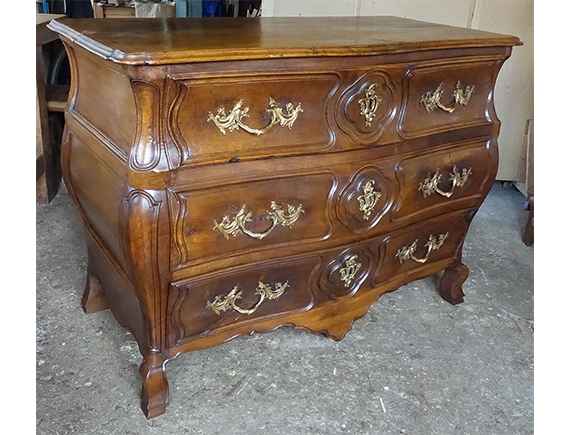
139, 352, 170, 419
120, 188, 172, 418
439, 260, 469, 305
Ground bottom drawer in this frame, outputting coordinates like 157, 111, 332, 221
167, 209, 475, 348
374, 210, 473, 286
168, 256, 321, 347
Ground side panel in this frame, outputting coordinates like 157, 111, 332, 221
66, 42, 137, 160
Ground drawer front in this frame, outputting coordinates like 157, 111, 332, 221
393, 139, 496, 223
374, 210, 473, 286
168, 72, 340, 165
397, 58, 504, 139
168, 171, 337, 270
168, 256, 320, 346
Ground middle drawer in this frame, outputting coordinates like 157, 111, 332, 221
168, 171, 337, 270
168, 138, 494, 274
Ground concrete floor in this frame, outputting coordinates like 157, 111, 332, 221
36, 181, 533, 435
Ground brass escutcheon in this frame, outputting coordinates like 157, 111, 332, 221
358, 84, 384, 127
357, 179, 382, 220
339, 255, 362, 287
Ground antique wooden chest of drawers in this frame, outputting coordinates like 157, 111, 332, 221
47, 16, 521, 418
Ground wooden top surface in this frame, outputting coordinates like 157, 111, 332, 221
47, 16, 521, 65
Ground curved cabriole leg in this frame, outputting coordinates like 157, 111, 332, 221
439, 261, 469, 305
139, 352, 169, 419
121, 189, 172, 418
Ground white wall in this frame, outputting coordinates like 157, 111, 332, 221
470, 0, 533, 181
360, 0, 476, 27
263, 0, 360, 17
263, 0, 534, 181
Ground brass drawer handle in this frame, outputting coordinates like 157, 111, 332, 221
396, 233, 448, 264
213, 201, 305, 240
206, 281, 290, 315
420, 80, 474, 113
357, 179, 382, 220
418, 165, 472, 198
207, 97, 303, 135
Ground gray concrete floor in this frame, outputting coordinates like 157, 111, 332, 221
36, 181, 533, 435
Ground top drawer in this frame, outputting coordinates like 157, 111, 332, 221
167, 72, 340, 166
397, 57, 504, 139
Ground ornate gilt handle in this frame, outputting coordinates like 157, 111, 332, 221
213, 201, 304, 240
206, 281, 289, 315
418, 165, 472, 198
207, 97, 303, 135
396, 233, 448, 264
420, 80, 475, 113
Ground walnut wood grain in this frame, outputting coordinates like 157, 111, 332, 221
169, 71, 339, 165
48, 16, 520, 419
439, 261, 470, 305
47, 16, 521, 65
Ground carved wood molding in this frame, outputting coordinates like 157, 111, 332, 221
130, 80, 187, 173
335, 70, 398, 145
336, 165, 396, 234
318, 245, 375, 300
130, 81, 163, 172
121, 189, 166, 352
